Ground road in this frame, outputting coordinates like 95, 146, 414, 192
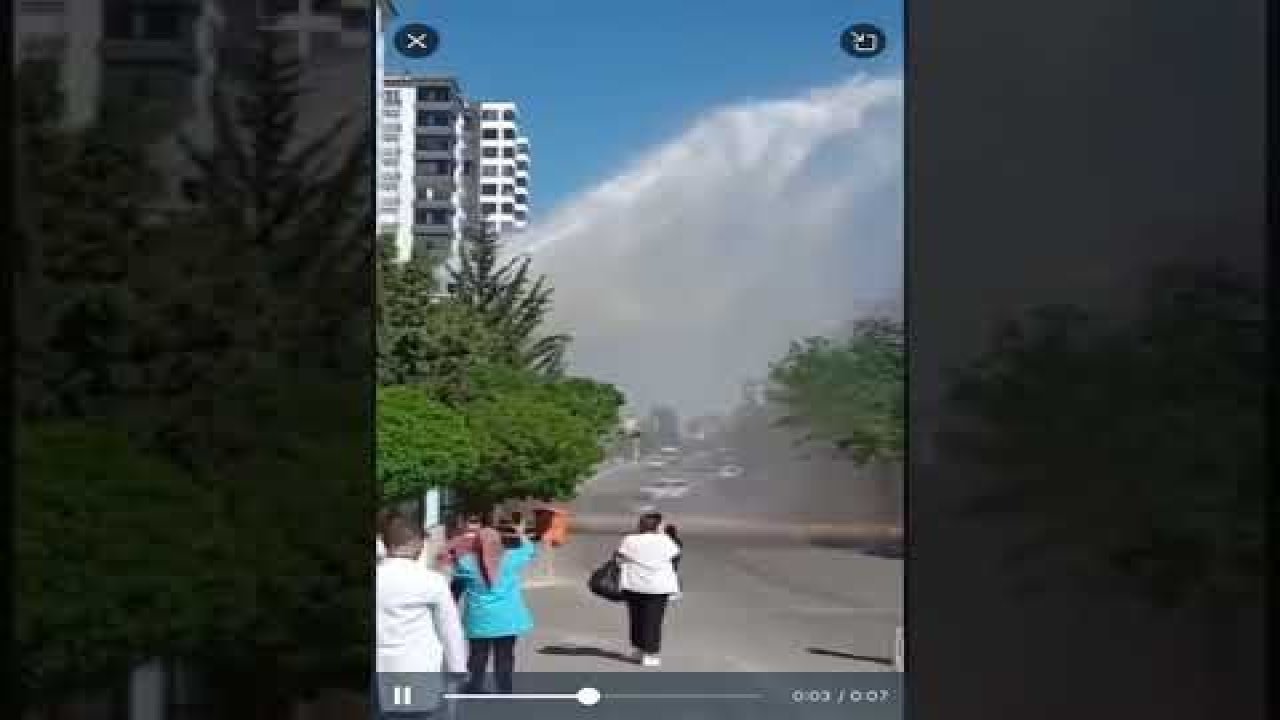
516, 447, 904, 673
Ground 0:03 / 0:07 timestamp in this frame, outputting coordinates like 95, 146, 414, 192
791, 689, 894, 704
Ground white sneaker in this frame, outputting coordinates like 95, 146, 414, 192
641, 655, 662, 667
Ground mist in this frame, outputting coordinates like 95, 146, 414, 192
515, 74, 903, 417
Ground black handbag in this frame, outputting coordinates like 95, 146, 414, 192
588, 554, 625, 602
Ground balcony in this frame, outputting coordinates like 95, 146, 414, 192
416, 100, 459, 113
414, 149, 454, 161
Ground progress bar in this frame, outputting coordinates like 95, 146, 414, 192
443, 688, 764, 706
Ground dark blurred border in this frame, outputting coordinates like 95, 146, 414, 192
10, 2, 375, 717
907, 1, 1267, 719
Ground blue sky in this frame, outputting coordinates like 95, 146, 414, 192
385, 0, 903, 214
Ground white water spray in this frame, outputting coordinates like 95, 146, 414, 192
516, 74, 904, 416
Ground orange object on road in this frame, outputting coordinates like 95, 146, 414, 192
536, 505, 570, 547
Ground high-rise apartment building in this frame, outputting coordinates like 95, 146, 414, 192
375, 82, 534, 264
470, 101, 532, 234
378, 74, 471, 263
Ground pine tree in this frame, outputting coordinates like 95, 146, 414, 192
13, 58, 160, 422
450, 224, 570, 374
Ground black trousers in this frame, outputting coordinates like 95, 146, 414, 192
624, 591, 670, 654
465, 636, 517, 694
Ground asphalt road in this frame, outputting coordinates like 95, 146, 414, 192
514, 449, 904, 673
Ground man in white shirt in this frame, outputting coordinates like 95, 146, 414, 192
616, 512, 682, 667
376, 511, 468, 716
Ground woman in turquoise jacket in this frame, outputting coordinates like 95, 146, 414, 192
453, 524, 538, 694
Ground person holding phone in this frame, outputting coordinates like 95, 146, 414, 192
452, 522, 538, 694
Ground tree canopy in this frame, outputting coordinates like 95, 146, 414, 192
376, 222, 625, 512
940, 263, 1263, 609
377, 385, 478, 503
768, 316, 905, 464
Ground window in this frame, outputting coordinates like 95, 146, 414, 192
378, 181, 398, 193
383, 105, 401, 117
20, 1, 67, 15
501, 165, 516, 177
416, 160, 452, 176
381, 123, 400, 135
415, 208, 452, 225
310, 31, 341, 54
514, 210, 528, 221
482, 147, 498, 158
481, 165, 498, 177
418, 87, 452, 103
419, 136, 451, 152
264, 0, 300, 14
503, 109, 517, 121
515, 193, 528, 206
481, 109, 499, 121
481, 128, 498, 140
502, 148, 515, 158
380, 156, 398, 167
143, 7, 183, 39
515, 177, 527, 188
481, 203, 497, 214
341, 7, 367, 29
501, 203, 515, 214
503, 128, 516, 140
516, 160, 529, 171
501, 185, 515, 196
481, 184, 497, 196
383, 90, 401, 105
517, 142, 529, 152
312, 0, 342, 14
417, 110, 452, 127
462, 161, 473, 175
104, 0, 136, 38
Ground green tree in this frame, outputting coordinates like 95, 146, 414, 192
462, 384, 604, 512
13, 58, 162, 423
15, 29, 375, 715
768, 317, 905, 464
377, 242, 504, 399
377, 385, 479, 503
15, 424, 232, 702
450, 225, 570, 374
940, 263, 1263, 609
546, 377, 627, 440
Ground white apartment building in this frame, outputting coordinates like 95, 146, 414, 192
378, 74, 471, 263
470, 101, 531, 234
14, 0, 103, 128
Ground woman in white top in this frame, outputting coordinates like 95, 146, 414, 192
616, 512, 682, 667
